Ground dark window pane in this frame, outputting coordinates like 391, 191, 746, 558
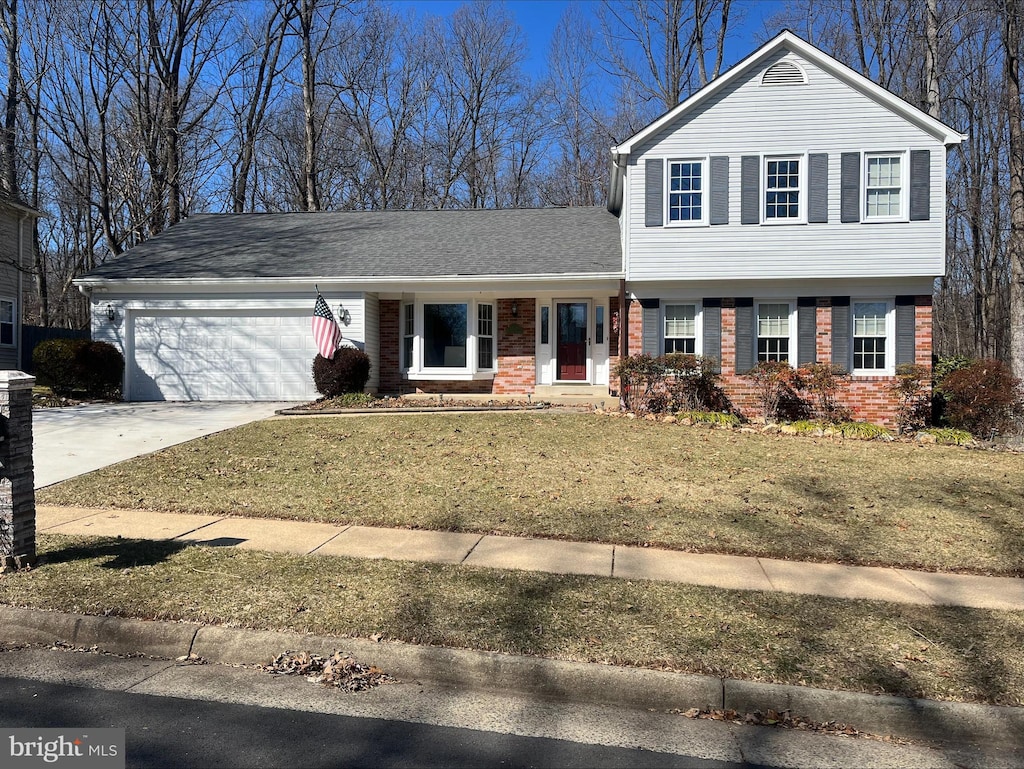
423, 303, 467, 368
478, 337, 493, 369
596, 306, 604, 345
666, 338, 696, 354
540, 306, 549, 345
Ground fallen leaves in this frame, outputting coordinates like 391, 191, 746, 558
262, 650, 395, 692
678, 707, 862, 736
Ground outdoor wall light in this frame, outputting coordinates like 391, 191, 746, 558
511, 301, 518, 317
105, 303, 117, 322
337, 305, 352, 325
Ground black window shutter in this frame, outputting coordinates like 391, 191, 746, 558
734, 299, 755, 374
740, 156, 760, 225
808, 153, 828, 223
641, 299, 660, 355
840, 153, 860, 223
710, 156, 729, 225
702, 299, 722, 372
895, 296, 916, 364
645, 159, 664, 227
909, 150, 930, 221
797, 297, 817, 365
831, 297, 851, 372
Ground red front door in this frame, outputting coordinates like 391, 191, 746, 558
556, 302, 588, 381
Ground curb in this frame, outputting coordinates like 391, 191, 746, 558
2, 605, 1021, 750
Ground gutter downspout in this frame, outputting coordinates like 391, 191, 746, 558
618, 278, 627, 359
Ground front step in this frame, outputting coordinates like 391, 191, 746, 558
533, 385, 618, 408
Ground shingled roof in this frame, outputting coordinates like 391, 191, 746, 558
84, 207, 622, 281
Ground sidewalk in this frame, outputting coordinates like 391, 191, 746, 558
36, 505, 1024, 611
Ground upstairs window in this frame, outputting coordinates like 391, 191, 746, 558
757, 303, 791, 362
668, 160, 704, 223
765, 158, 801, 221
865, 154, 903, 220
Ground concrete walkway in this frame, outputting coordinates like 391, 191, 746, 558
37, 505, 1024, 611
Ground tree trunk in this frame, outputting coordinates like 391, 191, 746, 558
1005, 0, 1024, 381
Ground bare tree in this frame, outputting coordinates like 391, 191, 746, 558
597, 0, 732, 117
1002, 0, 1024, 380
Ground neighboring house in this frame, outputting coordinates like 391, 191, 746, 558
0, 193, 39, 371
76, 31, 965, 425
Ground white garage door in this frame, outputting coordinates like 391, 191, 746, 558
128, 310, 320, 401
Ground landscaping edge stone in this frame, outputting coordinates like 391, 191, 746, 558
1, 604, 1021, 750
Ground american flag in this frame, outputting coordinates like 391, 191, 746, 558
312, 294, 342, 359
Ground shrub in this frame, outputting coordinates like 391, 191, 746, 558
663, 353, 730, 412
744, 361, 808, 423
936, 358, 1021, 438
77, 341, 124, 398
889, 363, 931, 434
312, 348, 371, 397
613, 354, 667, 413
799, 363, 850, 423
33, 338, 88, 396
837, 421, 892, 441
32, 338, 123, 398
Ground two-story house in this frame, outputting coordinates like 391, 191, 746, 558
77, 32, 964, 425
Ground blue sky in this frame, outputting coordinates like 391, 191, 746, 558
392, 0, 785, 77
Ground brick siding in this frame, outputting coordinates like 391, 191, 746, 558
631, 295, 934, 427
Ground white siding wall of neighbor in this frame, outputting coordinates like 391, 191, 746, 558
91, 292, 367, 401
624, 50, 947, 282
0, 212, 22, 369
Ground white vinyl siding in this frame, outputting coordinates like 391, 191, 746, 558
624, 51, 947, 282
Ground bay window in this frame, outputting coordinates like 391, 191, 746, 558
403, 299, 495, 378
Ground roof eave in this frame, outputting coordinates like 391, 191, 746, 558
74, 272, 626, 290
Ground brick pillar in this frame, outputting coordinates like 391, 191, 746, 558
0, 371, 36, 571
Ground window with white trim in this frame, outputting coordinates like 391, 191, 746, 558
477, 303, 494, 370
764, 157, 801, 221
667, 159, 704, 223
757, 303, 792, 362
865, 154, 904, 220
402, 303, 414, 369
664, 304, 697, 354
403, 299, 496, 378
853, 301, 890, 373
0, 299, 13, 346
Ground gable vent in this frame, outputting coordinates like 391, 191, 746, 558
761, 61, 807, 86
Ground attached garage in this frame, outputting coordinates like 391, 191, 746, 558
127, 310, 319, 401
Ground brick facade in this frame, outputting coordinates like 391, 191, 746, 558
629, 295, 934, 427
376, 297, 537, 396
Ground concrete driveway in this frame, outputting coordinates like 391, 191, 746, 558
32, 402, 296, 489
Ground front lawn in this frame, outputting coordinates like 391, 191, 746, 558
38, 413, 1024, 575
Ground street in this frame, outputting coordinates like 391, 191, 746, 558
0, 646, 1012, 769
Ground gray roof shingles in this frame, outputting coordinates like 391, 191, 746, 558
85, 207, 623, 281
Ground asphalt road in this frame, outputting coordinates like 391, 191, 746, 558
0, 647, 1009, 769
0, 677, 755, 769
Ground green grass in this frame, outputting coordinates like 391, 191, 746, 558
38, 413, 1024, 575
2, 534, 1022, 706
